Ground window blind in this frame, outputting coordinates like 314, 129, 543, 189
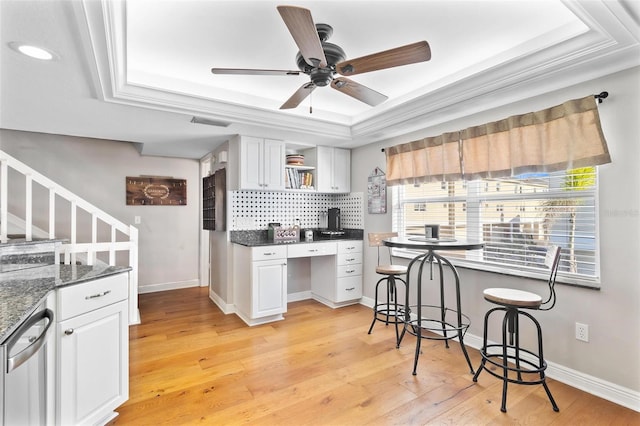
391, 168, 599, 285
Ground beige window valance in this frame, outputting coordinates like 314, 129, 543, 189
385, 95, 611, 186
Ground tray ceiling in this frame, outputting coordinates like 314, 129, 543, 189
1, 1, 639, 158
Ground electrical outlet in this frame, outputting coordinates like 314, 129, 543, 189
575, 322, 589, 342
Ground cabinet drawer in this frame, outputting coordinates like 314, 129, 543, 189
337, 241, 362, 254
288, 242, 337, 258
337, 252, 362, 265
251, 245, 287, 260
336, 276, 362, 302
57, 272, 128, 321
337, 263, 362, 278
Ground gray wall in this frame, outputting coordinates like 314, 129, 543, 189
0, 130, 201, 293
2, 66, 637, 395
352, 66, 640, 392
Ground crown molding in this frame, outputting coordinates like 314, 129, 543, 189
78, 0, 640, 146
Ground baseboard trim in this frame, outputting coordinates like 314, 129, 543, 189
360, 295, 374, 309
359, 299, 639, 413
463, 333, 640, 412
129, 309, 141, 326
138, 279, 199, 294
544, 359, 640, 412
209, 288, 235, 315
288, 291, 312, 303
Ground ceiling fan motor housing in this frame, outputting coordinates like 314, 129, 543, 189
295, 24, 346, 86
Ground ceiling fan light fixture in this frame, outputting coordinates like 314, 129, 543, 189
190, 116, 231, 127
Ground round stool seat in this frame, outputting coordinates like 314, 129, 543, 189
376, 264, 407, 275
474, 246, 562, 413
483, 287, 542, 308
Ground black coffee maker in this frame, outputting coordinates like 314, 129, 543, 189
328, 208, 341, 230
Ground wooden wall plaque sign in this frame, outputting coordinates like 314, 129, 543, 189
126, 177, 187, 206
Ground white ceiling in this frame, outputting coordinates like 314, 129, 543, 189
1, 0, 639, 159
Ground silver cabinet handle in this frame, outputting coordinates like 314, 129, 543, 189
85, 290, 111, 300
346, 258, 355, 262
6, 309, 54, 373
346, 287, 355, 291
264, 252, 275, 256
346, 270, 355, 273
65, 329, 74, 335
309, 249, 318, 252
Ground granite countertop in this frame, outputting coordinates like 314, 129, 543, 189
0, 263, 131, 343
230, 229, 364, 247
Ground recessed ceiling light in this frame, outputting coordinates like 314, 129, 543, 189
8, 42, 56, 60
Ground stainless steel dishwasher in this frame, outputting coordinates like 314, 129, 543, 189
1, 300, 54, 425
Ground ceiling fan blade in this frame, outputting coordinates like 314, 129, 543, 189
280, 83, 316, 109
336, 41, 431, 76
277, 6, 327, 68
211, 68, 301, 76
331, 77, 388, 106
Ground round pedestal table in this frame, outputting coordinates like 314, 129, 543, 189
383, 236, 484, 375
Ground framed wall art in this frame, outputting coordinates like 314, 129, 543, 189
367, 167, 387, 214
126, 176, 187, 206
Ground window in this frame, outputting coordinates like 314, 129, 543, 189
391, 167, 599, 286
413, 203, 426, 212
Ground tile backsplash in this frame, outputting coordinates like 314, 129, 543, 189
230, 191, 363, 230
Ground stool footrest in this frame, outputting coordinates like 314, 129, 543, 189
479, 344, 548, 385
372, 305, 407, 325
402, 304, 470, 340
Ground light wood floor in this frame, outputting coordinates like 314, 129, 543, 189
108, 287, 639, 425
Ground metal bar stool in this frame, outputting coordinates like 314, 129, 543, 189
367, 232, 407, 343
473, 245, 562, 413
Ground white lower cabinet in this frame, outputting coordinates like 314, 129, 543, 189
233, 241, 363, 324
253, 259, 288, 317
311, 241, 363, 307
234, 245, 288, 326
56, 272, 129, 426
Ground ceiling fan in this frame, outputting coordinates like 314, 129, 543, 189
211, 5, 431, 110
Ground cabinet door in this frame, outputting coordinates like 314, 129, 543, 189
314, 146, 350, 193
239, 136, 264, 189
57, 300, 128, 426
262, 139, 285, 190
253, 259, 287, 317
332, 148, 351, 192
314, 146, 333, 192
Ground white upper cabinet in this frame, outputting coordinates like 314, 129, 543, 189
229, 137, 350, 193
239, 136, 285, 190
331, 148, 351, 193
306, 146, 351, 193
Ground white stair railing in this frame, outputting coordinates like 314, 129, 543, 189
0, 150, 139, 324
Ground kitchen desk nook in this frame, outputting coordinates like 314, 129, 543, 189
231, 231, 363, 326
383, 236, 484, 376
